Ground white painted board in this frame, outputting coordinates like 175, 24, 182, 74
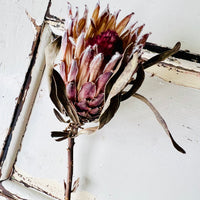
13, 69, 200, 199
1, 0, 200, 199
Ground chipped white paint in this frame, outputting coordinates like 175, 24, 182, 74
143, 50, 200, 89
0, 0, 49, 168
13, 167, 97, 200
1, 180, 56, 200
13, 70, 200, 200
0, 25, 52, 181
1, 0, 200, 199
13, 167, 64, 199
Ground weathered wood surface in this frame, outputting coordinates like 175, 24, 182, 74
0, 0, 49, 158
0, 0, 200, 199
13, 72, 200, 200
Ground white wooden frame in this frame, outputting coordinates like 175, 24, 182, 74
1, 1, 200, 199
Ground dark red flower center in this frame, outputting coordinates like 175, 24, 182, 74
87, 30, 123, 61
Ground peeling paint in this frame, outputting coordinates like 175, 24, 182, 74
0, 0, 53, 179
0, 24, 42, 172
12, 168, 97, 200
159, 61, 200, 76
0, 182, 27, 200
44, 0, 65, 26
12, 168, 63, 200
144, 42, 200, 63
146, 62, 200, 89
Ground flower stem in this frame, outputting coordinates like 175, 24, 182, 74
65, 137, 75, 200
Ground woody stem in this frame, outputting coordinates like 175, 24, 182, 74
65, 137, 75, 200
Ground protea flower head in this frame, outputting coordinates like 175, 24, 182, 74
58, 2, 150, 122
46, 1, 184, 153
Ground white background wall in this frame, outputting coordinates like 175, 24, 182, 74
0, 0, 200, 199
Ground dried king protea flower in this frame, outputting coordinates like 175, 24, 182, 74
46, 2, 185, 153
53, 2, 150, 124
45, 2, 185, 200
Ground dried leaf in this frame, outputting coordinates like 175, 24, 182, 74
99, 94, 120, 129
72, 178, 80, 193
52, 69, 80, 124
55, 137, 69, 142
99, 53, 138, 129
51, 131, 70, 138
133, 93, 186, 154
143, 42, 181, 69
104, 43, 134, 101
106, 53, 138, 100
50, 75, 63, 113
45, 36, 62, 89
45, 36, 63, 112
53, 108, 67, 123
78, 126, 98, 135
120, 65, 145, 101
51, 131, 71, 141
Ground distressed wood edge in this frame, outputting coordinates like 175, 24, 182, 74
0, 24, 53, 181
11, 167, 63, 200
1, 179, 97, 200
143, 50, 200, 89
0, 179, 56, 200
144, 42, 200, 63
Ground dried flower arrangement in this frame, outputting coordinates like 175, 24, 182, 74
45, 2, 185, 200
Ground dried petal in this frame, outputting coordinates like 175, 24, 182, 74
65, 37, 73, 70
78, 82, 96, 101
76, 100, 88, 111
77, 46, 94, 89
68, 36, 76, 46
137, 33, 150, 47
60, 32, 68, 60
76, 5, 88, 35
106, 14, 116, 30
73, 7, 79, 38
96, 6, 110, 35
134, 24, 145, 37
88, 93, 104, 107
96, 13, 109, 35
89, 107, 99, 115
74, 32, 85, 58
89, 53, 104, 82
68, 60, 78, 82
92, 2, 100, 24
103, 52, 121, 73
60, 61, 67, 84
66, 19, 73, 36
77, 18, 87, 35
96, 72, 113, 94
66, 81, 77, 101
116, 13, 134, 35
77, 111, 87, 118
114, 9, 121, 20
64, 2, 73, 28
